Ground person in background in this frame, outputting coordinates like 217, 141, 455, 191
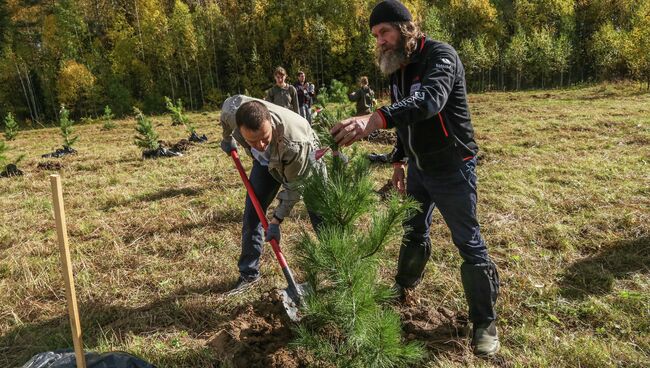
348, 76, 375, 116
295, 71, 315, 124
265, 66, 300, 114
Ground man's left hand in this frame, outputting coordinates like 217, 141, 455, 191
265, 223, 281, 243
330, 112, 382, 147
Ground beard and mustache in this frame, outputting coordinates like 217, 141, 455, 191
376, 39, 407, 75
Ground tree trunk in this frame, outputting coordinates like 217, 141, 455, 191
134, 0, 146, 60
195, 57, 205, 106
168, 66, 175, 100
209, 17, 221, 92
14, 59, 35, 123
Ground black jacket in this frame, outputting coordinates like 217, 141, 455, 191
377, 38, 478, 173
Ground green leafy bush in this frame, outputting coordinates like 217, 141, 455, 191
328, 79, 349, 103
133, 107, 159, 151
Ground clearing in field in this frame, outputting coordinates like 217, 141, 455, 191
0, 83, 648, 367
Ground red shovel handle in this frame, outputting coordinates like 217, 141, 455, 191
230, 150, 288, 269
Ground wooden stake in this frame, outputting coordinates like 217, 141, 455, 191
50, 174, 86, 368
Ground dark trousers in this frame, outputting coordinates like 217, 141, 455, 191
239, 160, 321, 279
396, 158, 499, 323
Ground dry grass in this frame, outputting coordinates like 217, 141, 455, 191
1, 82, 649, 367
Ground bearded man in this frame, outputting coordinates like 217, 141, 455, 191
330, 0, 501, 357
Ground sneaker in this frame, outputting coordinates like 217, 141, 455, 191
225, 276, 260, 296
471, 321, 500, 357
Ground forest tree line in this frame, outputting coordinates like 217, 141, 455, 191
1, 0, 649, 123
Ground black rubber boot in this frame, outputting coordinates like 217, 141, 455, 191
461, 261, 500, 356
395, 241, 431, 289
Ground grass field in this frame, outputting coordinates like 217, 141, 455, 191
1, 82, 648, 367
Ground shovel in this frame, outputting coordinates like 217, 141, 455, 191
229, 150, 307, 322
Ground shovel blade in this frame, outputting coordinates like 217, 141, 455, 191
278, 282, 310, 322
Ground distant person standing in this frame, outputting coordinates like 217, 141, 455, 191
265, 66, 300, 114
348, 76, 375, 116
294, 71, 315, 124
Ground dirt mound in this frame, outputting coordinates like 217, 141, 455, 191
399, 301, 510, 366
37, 161, 64, 171
366, 130, 396, 145
207, 290, 305, 368
401, 304, 468, 343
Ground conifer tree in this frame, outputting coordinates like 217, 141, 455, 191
101, 105, 116, 130
294, 153, 424, 367
133, 107, 160, 151
4, 113, 19, 141
164, 96, 194, 133
59, 105, 78, 150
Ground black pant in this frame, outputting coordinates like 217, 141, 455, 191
396, 158, 499, 323
239, 160, 321, 279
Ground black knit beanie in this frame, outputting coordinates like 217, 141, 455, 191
369, 0, 413, 29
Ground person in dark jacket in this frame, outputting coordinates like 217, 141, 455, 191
348, 76, 375, 116
330, 0, 500, 357
294, 71, 315, 123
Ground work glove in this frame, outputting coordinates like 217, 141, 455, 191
265, 223, 281, 243
220, 138, 238, 155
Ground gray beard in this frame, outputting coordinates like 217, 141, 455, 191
377, 47, 407, 75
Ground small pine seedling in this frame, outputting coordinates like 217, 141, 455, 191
102, 105, 116, 130
4, 112, 19, 141
164, 97, 195, 134
59, 105, 78, 149
133, 107, 160, 151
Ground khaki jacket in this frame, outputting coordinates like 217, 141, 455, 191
220, 95, 323, 220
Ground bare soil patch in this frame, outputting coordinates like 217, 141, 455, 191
207, 290, 306, 368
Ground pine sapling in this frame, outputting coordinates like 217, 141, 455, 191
165, 96, 194, 133
4, 112, 19, 141
312, 105, 355, 153
295, 153, 425, 367
59, 105, 78, 150
133, 107, 160, 151
102, 105, 116, 130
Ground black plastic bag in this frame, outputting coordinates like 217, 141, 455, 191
0, 163, 23, 177
42, 146, 77, 158
367, 152, 392, 164
188, 132, 208, 143
22, 349, 155, 368
142, 147, 183, 159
